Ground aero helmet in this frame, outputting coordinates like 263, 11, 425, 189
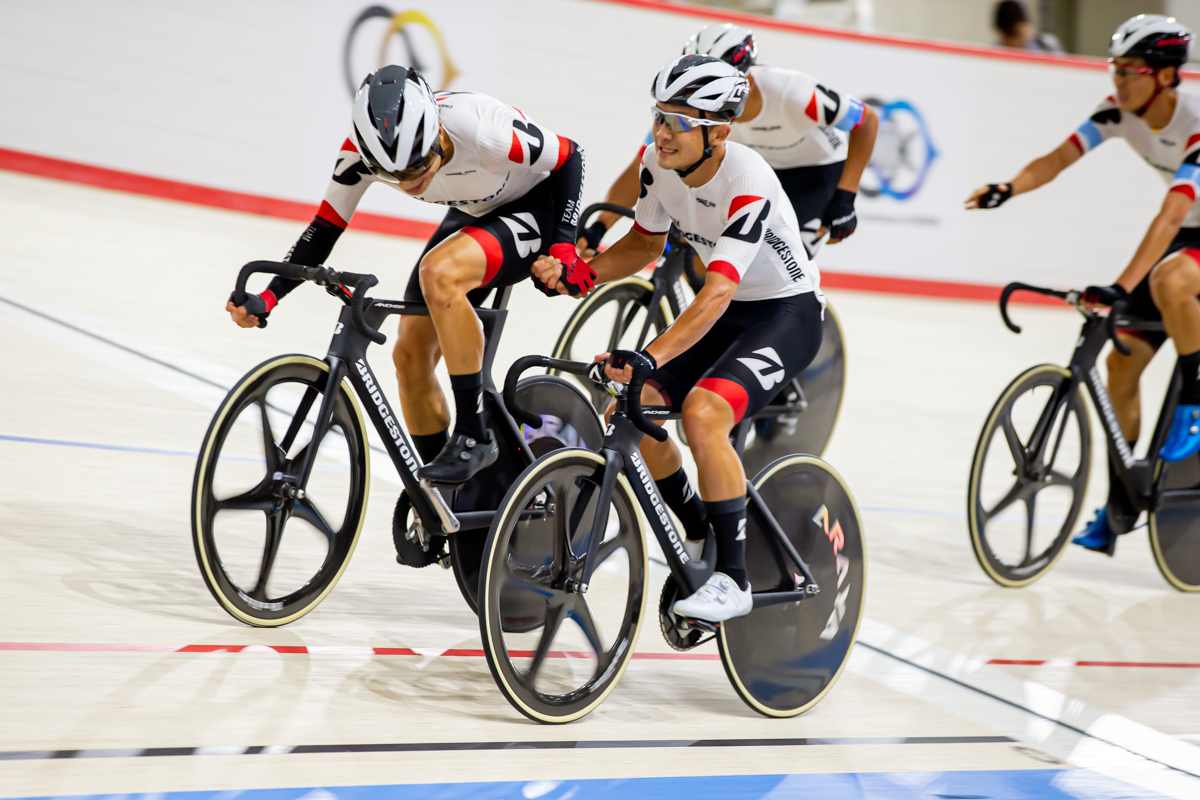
1110, 15, 1193, 67
352, 65, 441, 181
651, 55, 748, 177
683, 23, 757, 74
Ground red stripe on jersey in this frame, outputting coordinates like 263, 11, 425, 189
632, 221, 667, 237
1068, 133, 1083, 153
316, 200, 348, 229
513, 107, 526, 120
1171, 184, 1197, 201
462, 226, 505, 285
509, 132, 524, 164
341, 137, 358, 153
728, 195, 762, 218
554, 137, 573, 170
805, 93, 819, 122
1187, 133, 1200, 150
260, 289, 278, 312
637, 144, 648, 160
706, 260, 741, 284
695, 377, 749, 422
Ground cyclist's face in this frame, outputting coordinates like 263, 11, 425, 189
397, 150, 444, 195
651, 102, 727, 171
1111, 57, 1163, 110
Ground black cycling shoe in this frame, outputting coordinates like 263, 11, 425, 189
416, 432, 499, 487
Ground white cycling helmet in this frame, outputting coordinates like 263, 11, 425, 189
1110, 14, 1193, 67
653, 54, 749, 120
683, 23, 757, 74
351, 65, 441, 181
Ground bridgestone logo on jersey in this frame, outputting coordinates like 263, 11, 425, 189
356, 359, 419, 474
763, 228, 803, 282
631, 452, 688, 563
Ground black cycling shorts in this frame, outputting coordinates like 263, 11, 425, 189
405, 178, 556, 305
1123, 226, 1200, 348
774, 161, 844, 257
648, 291, 824, 422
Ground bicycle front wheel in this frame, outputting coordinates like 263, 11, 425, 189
967, 364, 1091, 587
191, 355, 370, 626
479, 449, 647, 723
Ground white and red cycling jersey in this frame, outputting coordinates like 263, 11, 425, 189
634, 141, 823, 304
1070, 92, 1200, 226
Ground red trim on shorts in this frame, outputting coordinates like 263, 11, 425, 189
632, 221, 667, 237
508, 132, 524, 164
728, 195, 763, 218
1068, 133, 1083, 153
260, 289, 278, 312
695, 377, 749, 422
341, 137, 358, 154
706, 260, 741, 284
1171, 184, 1197, 202
316, 200, 348, 229
1181, 247, 1200, 264
554, 137, 573, 170
462, 226, 505, 286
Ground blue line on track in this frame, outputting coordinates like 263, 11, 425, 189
10, 770, 1176, 799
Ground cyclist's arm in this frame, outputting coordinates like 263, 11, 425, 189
583, 150, 643, 243
838, 103, 878, 193
1116, 184, 1195, 290
1008, 137, 1083, 196
644, 272, 736, 367
781, 75, 877, 194
583, 227, 666, 284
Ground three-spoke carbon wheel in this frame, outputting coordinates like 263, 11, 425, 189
968, 365, 1092, 587
192, 355, 370, 626
1150, 454, 1200, 592
551, 278, 670, 411
480, 449, 647, 723
719, 455, 866, 717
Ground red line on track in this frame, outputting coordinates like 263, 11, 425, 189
988, 658, 1200, 669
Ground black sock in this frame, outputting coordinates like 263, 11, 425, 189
411, 430, 449, 463
656, 468, 708, 541
1180, 351, 1200, 405
449, 372, 487, 440
705, 497, 748, 590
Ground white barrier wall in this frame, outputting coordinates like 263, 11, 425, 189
0, 0, 1191, 289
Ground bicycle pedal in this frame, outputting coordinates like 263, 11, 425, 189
679, 617, 720, 634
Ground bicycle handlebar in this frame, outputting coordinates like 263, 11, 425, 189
576, 203, 635, 240
233, 260, 387, 345
998, 281, 1130, 357
503, 355, 669, 442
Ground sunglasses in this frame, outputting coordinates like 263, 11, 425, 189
650, 104, 729, 133
362, 146, 441, 185
1107, 59, 1158, 78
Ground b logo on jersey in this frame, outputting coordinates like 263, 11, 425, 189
724, 195, 770, 243
500, 213, 541, 257
639, 167, 654, 199
509, 119, 545, 165
737, 346, 786, 390
805, 84, 843, 126
333, 140, 370, 186
1091, 108, 1121, 126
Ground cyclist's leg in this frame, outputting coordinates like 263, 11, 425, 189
1150, 236, 1200, 461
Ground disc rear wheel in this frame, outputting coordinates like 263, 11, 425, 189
1150, 454, 1200, 591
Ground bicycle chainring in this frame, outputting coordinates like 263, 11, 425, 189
392, 492, 448, 569
658, 579, 714, 651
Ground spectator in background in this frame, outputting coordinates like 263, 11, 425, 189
994, 0, 1065, 54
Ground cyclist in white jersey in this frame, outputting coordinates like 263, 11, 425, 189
227, 66, 594, 485
579, 23, 878, 259
536, 56, 825, 622
966, 15, 1200, 555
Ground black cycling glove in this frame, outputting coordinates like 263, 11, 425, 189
608, 349, 657, 378
229, 290, 275, 328
1082, 283, 1129, 307
976, 183, 1013, 209
579, 220, 608, 252
821, 188, 858, 243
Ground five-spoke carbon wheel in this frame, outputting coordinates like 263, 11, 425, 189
968, 364, 1091, 587
1150, 454, 1200, 592
719, 455, 866, 717
551, 278, 670, 411
480, 449, 647, 723
192, 355, 370, 626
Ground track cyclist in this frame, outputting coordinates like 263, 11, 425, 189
535, 55, 825, 622
226, 66, 592, 485
966, 14, 1200, 556
578, 22, 878, 260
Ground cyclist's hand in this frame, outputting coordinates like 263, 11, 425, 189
821, 189, 858, 244
226, 300, 260, 328
965, 183, 1012, 210
575, 237, 598, 259
602, 349, 656, 384
227, 291, 274, 329
531, 254, 566, 295
1082, 283, 1128, 309
549, 243, 596, 297
576, 220, 608, 259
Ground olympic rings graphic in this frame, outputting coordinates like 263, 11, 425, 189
343, 6, 460, 96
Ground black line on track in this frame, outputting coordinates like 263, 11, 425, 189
856, 641, 1200, 780
0, 735, 1014, 761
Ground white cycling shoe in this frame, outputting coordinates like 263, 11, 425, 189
672, 572, 752, 623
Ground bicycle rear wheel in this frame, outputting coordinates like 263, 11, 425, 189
967, 364, 1091, 587
743, 302, 846, 472
192, 355, 370, 626
479, 450, 646, 723
1149, 454, 1200, 591
718, 455, 866, 717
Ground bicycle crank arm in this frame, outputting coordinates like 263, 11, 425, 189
418, 479, 462, 534
751, 589, 816, 609
453, 507, 550, 531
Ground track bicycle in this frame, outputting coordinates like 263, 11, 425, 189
552, 203, 847, 474
191, 261, 603, 626
967, 282, 1200, 591
476, 354, 866, 723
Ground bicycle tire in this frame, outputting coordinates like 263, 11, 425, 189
967, 364, 1091, 587
192, 355, 370, 626
717, 454, 866, 717
1149, 455, 1200, 592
